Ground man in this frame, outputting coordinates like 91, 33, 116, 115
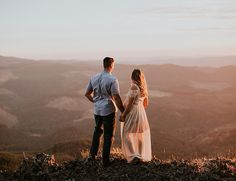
85, 57, 124, 167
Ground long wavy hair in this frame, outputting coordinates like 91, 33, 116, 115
131, 69, 148, 97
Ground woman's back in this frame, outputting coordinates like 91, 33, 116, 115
121, 83, 152, 163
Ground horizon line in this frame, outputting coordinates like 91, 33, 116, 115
1, 54, 236, 68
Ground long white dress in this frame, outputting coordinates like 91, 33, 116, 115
121, 84, 152, 163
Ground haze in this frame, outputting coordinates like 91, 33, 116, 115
0, 0, 236, 66
1, 56, 236, 158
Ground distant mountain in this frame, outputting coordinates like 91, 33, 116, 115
192, 125, 236, 155
147, 56, 236, 67
0, 55, 33, 68
0, 125, 38, 151
0, 55, 236, 158
45, 140, 91, 157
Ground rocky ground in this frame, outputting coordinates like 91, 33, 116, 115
0, 152, 236, 181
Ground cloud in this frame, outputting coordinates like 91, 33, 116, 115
178, 27, 236, 32
141, 4, 236, 20
139, 2, 236, 34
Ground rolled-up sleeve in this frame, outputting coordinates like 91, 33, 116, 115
85, 79, 93, 93
111, 79, 120, 95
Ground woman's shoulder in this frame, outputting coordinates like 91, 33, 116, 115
130, 83, 139, 91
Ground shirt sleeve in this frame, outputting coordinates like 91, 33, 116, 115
85, 79, 93, 93
111, 78, 120, 95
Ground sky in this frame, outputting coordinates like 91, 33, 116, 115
0, 0, 236, 63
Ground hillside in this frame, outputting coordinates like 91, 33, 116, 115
0, 55, 236, 158
0, 151, 236, 180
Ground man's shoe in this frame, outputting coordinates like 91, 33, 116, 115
86, 155, 95, 162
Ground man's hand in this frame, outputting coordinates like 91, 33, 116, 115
119, 114, 125, 122
85, 90, 94, 103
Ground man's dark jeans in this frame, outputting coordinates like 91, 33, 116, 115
90, 112, 116, 164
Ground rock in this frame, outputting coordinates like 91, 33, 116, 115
0, 152, 236, 180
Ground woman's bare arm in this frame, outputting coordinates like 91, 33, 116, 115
143, 97, 148, 108
122, 96, 135, 118
120, 85, 137, 121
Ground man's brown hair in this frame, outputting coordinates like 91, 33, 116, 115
103, 57, 114, 68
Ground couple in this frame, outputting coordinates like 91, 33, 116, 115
85, 57, 152, 167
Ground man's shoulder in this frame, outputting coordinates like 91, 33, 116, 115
90, 72, 118, 82
109, 74, 117, 81
91, 72, 102, 80
102, 72, 117, 82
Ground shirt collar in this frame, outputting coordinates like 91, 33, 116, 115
103, 70, 111, 74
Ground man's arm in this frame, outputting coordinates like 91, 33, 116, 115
85, 79, 94, 103
111, 78, 124, 112
85, 90, 94, 103
113, 94, 124, 113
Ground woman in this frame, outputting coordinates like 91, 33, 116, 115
120, 69, 152, 163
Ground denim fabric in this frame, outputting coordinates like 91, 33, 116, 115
90, 112, 116, 164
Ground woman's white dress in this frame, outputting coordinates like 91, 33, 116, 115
121, 84, 152, 163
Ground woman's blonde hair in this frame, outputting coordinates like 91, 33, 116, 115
131, 69, 148, 97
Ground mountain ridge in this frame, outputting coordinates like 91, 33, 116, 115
0, 55, 236, 159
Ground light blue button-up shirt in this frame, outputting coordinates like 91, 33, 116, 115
86, 71, 120, 116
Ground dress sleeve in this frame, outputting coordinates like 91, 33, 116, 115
128, 89, 139, 98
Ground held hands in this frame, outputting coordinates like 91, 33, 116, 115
119, 113, 126, 122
